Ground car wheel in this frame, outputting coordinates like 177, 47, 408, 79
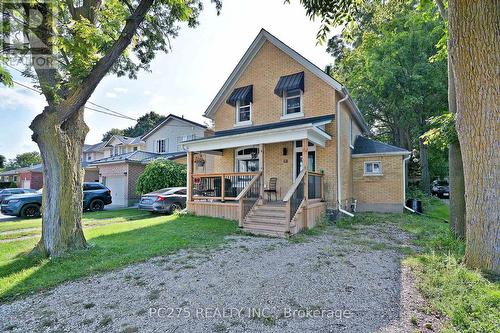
89, 199, 105, 212
169, 202, 182, 214
21, 204, 41, 218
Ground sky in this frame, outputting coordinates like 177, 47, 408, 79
0, 0, 336, 160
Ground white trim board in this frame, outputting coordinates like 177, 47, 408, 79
183, 124, 331, 152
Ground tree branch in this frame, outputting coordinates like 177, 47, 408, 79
435, 0, 448, 21
59, 0, 154, 123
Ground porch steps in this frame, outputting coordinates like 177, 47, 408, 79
242, 201, 290, 237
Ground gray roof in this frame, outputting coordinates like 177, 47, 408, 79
110, 135, 143, 145
83, 141, 107, 152
0, 164, 43, 176
142, 114, 207, 140
352, 136, 410, 155
90, 151, 186, 165
184, 114, 334, 143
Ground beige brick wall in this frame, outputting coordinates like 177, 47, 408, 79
213, 40, 337, 131
352, 155, 404, 208
316, 122, 337, 207
263, 142, 293, 200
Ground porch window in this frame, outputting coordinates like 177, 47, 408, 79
235, 147, 259, 172
364, 161, 382, 175
236, 101, 252, 124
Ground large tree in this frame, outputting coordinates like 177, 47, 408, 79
448, 0, 499, 274
325, 1, 447, 191
0, 0, 221, 257
0, 155, 5, 169
294, 0, 499, 274
6, 151, 43, 169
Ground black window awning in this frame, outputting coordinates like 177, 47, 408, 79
226, 85, 253, 106
274, 71, 304, 97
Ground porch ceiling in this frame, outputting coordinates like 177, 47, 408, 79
183, 122, 332, 152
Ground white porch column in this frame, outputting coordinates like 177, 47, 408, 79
302, 138, 309, 228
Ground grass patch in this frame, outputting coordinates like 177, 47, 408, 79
0, 212, 238, 301
342, 199, 499, 332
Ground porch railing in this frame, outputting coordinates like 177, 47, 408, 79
283, 169, 306, 232
237, 172, 262, 226
191, 172, 258, 201
308, 171, 324, 200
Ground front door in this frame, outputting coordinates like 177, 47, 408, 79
295, 151, 316, 178
293, 140, 316, 178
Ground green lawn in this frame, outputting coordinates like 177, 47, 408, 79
337, 200, 500, 333
0, 211, 238, 301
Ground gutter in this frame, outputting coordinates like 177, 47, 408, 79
402, 155, 415, 213
337, 90, 354, 217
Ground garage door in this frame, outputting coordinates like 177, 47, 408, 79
105, 176, 127, 207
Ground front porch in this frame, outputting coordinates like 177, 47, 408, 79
186, 142, 327, 236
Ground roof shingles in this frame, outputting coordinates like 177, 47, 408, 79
352, 136, 409, 155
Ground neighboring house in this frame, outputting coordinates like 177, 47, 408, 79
182, 29, 410, 236
82, 141, 107, 182
88, 114, 209, 207
0, 164, 43, 190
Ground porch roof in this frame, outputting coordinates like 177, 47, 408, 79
183, 115, 333, 152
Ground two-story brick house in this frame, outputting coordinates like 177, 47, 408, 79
182, 29, 410, 236
86, 114, 209, 207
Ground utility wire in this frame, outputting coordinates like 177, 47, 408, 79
10, 80, 137, 121
4, 63, 136, 120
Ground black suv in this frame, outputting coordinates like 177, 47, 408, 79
1, 182, 112, 218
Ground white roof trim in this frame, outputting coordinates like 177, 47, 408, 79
204, 29, 343, 119
183, 124, 331, 151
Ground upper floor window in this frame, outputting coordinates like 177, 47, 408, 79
236, 101, 252, 124
177, 135, 196, 151
283, 89, 303, 116
87, 155, 92, 161
275, 72, 305, 119
364, 161, 382, 176
133, 146, 138, 151
226, 85, 253, 126
156, 139, 167, 153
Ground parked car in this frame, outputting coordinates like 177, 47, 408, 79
138, 187, 187, 214
431, 180, 449, 198
0, 182, 112, 218
0, 188, 36, 202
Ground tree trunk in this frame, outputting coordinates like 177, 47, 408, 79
30, 106, 89, 257
419, 139, 430, 195
449, 141, 466, 238
446, 37, 466, 240
449, 0, 500, 274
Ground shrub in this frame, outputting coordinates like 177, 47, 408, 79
136, 159, 186, 194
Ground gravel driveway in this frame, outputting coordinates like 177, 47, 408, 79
0, 220, 444, 332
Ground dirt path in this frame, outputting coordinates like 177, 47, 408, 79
0, 221, 445, 332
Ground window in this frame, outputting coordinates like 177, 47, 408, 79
175, 189, 187, 195
236, 101, 252, 124
133, 146, 138, 151
294, 141, 316, 178
13, 176, 18, 182
283, 89, 303, 117
235, 147, 259, 172
156, 139, 167, 153
364, 161, 382, 175
87, 155, 92, 161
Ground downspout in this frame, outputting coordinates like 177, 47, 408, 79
402, 155, 415, 212
337, 90, 354, 217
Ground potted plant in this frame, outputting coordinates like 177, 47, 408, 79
194, 154, 205, 167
